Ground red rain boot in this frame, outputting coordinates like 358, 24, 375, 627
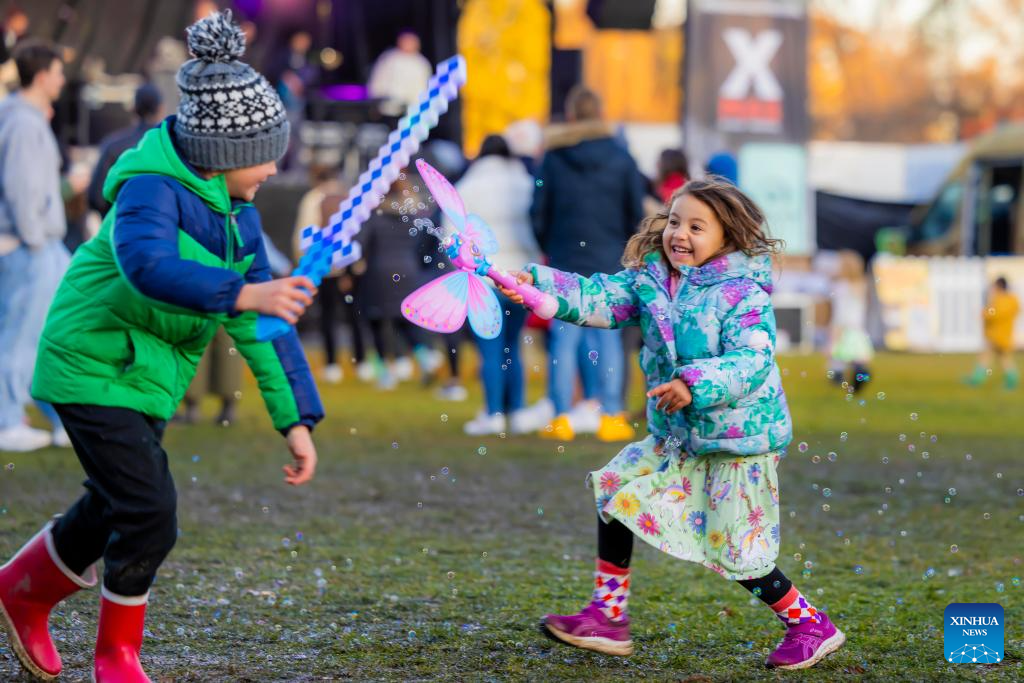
0, 520, 97, 680
93, 589, 151, 683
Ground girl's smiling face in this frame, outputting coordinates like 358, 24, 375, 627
662, 193, 727, 268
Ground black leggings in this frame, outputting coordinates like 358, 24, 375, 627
597, 515, 793, 605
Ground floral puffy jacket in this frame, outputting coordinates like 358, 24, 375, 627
528, 250, 792, 457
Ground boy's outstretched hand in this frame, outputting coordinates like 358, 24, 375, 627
284, 425, 317, 485
236, 276, 317, 324
647, 378, 693, 414
497, 270, 533, 305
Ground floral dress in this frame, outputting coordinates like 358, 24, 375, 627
528, 251, 791, 579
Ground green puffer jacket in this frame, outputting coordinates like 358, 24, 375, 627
31, 120, 323, 432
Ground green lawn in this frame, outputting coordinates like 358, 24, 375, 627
1, 351, 1022, 681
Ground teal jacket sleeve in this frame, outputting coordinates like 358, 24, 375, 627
526, 263, 641, 329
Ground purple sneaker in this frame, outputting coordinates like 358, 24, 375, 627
766, 612, 845, 670
541, 603, 633, 656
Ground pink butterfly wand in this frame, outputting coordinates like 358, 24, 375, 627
401, 159, 558, 339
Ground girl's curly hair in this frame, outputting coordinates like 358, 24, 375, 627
622, 175, 783, 268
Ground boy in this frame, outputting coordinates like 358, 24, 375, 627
0, 12, 322, 682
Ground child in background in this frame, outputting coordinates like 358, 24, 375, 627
828, 250, 873, 393
0, 12, 322, 681
967, 276, 1020, 389
654, 147, 689, 203
501, 177, 845, 670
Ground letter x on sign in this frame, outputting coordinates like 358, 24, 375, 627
720, 28, 783, 101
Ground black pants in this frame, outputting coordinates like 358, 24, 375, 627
50, 404, 177, 597
320, 276, 366, 366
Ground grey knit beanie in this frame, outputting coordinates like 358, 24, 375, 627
175, 10, 289, 170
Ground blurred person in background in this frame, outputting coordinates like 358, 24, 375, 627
453, 134, 544, 436
88, 83, 164, 216
0, 7, 30, 96
705, 150, 738, 185
967, 276, 1020, 389
292, 164, 368, 384
827, 250, 873, 393
654, 147, 689, 203
367, 30, 432, 117
267, 29, 315, 170
354, 175, 442, 390
531, 85, 645, 442
0, 40, 83, 451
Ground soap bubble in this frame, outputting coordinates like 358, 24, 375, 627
588, 350, 599, 362
950, 545, 959, 553
392, 274, 401, 282
797, 442, 809, 453
910, 412, 918, 421
853, 565, 864, 575
876, 392, 886, 400
477, 447, 487, 455
839, 432, 848, 441
827, 452, 837, 462
440, 414, 448, 423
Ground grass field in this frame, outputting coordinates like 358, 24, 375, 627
1, 351, 1022, 681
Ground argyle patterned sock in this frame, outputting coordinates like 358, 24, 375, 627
770, 584, 820, 626
591, 558, 630, 622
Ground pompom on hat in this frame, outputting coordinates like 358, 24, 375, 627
174, 10, 289, 170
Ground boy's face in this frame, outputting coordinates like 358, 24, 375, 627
223, 161, 277, 202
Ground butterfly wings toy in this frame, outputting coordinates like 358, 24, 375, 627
401, 159, 558, 340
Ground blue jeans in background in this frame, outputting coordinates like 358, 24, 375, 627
475, 294, 527, 415
0, 240, 69, 429
547, 321, 624, 416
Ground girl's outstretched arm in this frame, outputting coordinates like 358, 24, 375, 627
677, 284, 776, 409
505, 265, 641, 329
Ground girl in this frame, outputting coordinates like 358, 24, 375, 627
501, 178, 845, 670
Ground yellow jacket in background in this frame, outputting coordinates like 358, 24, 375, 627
984, 290, 1020, 351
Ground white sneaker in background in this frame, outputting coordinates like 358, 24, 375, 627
392, 356, 415, 382
51, 427, 72, 448
0, 424, 53, 452
356, 361, 376, 383
463, 411, 506, 436
435, 384, 468, 401
520, 397, 554, 425
568, 399, 601, 434
323, 363, 343, 384
508, 406, 549, 434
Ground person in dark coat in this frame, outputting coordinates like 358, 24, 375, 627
86, 83, 164, 216
530, 85, 645, 443
354, 175, 440, 389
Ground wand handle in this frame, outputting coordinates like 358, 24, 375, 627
487, 268, 558, 320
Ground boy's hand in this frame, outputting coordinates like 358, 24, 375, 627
284, 425, 317, 485
236, 276, 317, 324
497, 271, 533, 305
647, 378, 693, 414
